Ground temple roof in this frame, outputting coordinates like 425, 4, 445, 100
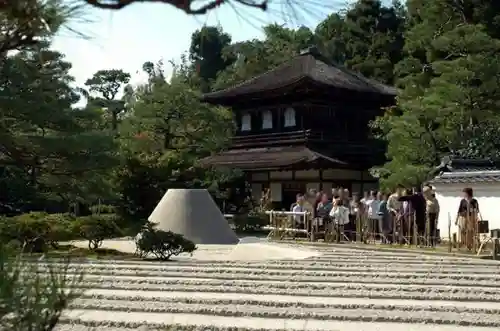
199, 145, 347, 170
431, 157, 500, 184
202, 47, 397, 102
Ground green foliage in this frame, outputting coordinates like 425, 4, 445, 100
316, 0, 405, 85
372, 0, 500, 189
0, 0, 86, 54
73, 214, 123, 250
189, 26, 233, 91
0, 244, 83, 331
0, 46, 118, 212
0, 212, 76, 252
84, 69, 131, 131
213, 24, 317, 90
115, 62, 237, 224
135, 222, 197, 260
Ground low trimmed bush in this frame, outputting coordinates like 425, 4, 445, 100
0, 212, 76, 253
135, 222, 196, 260
73, 214, 123, 250
0, 212, 129, 253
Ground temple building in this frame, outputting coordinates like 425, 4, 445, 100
200, 47, 396, 208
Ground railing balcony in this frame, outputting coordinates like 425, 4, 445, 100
231, 130, 325, 148
231, 130, 385, 157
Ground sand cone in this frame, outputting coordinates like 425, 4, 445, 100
148, 189, 239, 245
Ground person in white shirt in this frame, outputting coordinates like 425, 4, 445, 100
292, 194, 306, 229
364, 191, 381, 240
387, 186, 403, 214
360, 191, 369, 205
329, 198, 350, 242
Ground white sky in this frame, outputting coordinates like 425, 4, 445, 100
51, 1, 343, 89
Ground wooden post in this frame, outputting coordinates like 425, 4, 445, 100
356, 214, 361, 242
425, 213, 430, 247
473, 212, 479, 254
448, 213, 452, 252
309, 216, 315, 242
362, 212, 368, 244
341, 223, 345, 243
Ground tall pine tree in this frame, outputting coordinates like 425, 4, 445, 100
373, 0, 500, 188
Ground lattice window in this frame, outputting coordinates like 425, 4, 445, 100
284, 107, 296, 127
241, 113, 251, 131
262, 110, 273, 129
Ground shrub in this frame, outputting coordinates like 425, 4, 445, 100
232, 212, 268, 233
0, 243, 83, 330
0, 212, 51, 253
43, 213, 77, 248
0, 212, 77, 252
135, 222, 196, 260
73, 214, 123, 250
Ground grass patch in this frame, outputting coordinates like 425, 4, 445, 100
24, 244, 140, 260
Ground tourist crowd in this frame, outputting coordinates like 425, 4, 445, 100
290, 185, 442, 246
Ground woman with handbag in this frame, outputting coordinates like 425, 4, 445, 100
456, 187, 479, 250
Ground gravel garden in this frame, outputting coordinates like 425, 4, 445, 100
39, 241, 500, 331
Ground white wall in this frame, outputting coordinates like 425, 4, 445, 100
434, 182, 500, 239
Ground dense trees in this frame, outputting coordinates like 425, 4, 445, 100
372, 0, 500, 188
2, 0, 500, 217
116, 63, 234, 222
0, 45, 117, 214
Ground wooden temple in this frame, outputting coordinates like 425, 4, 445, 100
200, 47, 396, 208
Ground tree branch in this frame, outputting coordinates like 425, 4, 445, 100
84, 0, 267, 15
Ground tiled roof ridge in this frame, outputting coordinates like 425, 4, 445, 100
441, 156, 499, 169
431, 156, 500, 184
202, 47, 397, 100
205, 56, 309, 97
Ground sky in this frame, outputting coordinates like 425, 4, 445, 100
51, 1, 343, 89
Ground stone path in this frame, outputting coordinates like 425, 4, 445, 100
51, 243, 500, 331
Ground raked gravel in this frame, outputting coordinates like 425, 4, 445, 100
48, 241, 500, 330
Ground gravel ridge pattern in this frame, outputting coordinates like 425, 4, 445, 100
53, 244, 500, 330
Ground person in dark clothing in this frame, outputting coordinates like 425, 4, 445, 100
398, 187, 426, 244
315, 193, 331, 231
456, 187, 479, 249
412, 187, 427, 238
312, 191, 323, 218
377, 193, 392, 243
350, 193, 365, 242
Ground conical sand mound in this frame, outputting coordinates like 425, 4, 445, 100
148, 189, 239, 245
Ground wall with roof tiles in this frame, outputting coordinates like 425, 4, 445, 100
434, 183, 500, 240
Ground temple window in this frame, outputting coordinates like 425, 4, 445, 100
284, 107, 296, 127
241, 113, 251, 131
262, 110, 273, 129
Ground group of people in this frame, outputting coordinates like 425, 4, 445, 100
290, 185, 442, 246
